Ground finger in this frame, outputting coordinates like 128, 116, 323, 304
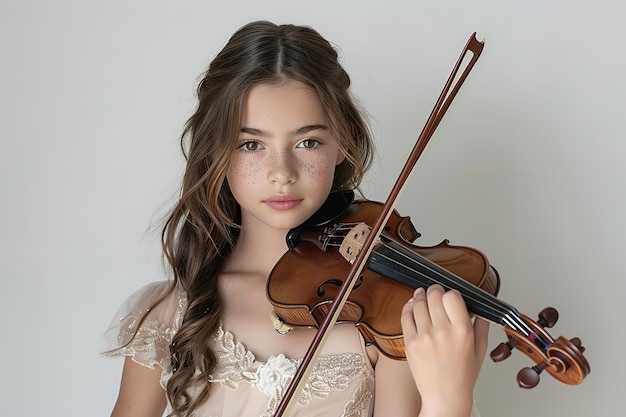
400, 289, 420, 340
410, 286, 435, 333
401, 287, 427, 339
440, 288, 471, 326
424, 284, 450, 328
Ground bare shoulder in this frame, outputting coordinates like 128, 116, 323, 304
110, 357, 167, 417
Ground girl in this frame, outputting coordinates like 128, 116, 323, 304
105, 20, 488, 417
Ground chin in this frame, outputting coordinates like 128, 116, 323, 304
269, 216, 309, 231
271, 211, 316, 231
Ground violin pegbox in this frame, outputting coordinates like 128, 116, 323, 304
338, 222, 372, 264
490, 307, 590, 388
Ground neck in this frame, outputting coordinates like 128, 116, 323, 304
224, 223, 290, 278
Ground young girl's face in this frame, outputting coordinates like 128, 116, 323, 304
227, 79, 345, 233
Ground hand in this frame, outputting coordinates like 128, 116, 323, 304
400, 285, 489, 417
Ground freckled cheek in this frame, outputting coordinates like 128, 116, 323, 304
227, 159, 261, 194
303, 154, 338, 190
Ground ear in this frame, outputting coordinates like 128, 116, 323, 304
335, 151, 346, 166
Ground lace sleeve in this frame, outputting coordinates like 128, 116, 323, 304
103, 280, 187, 388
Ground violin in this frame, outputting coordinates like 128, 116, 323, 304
266, 33, 590, 417
267, 190, 591, 389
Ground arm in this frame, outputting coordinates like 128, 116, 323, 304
110, 357, 167, 417
371, 348, 422, 416
400, 285, 489, 417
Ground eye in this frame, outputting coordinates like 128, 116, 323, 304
237, 141, 263, 152
297, 138, 321, 149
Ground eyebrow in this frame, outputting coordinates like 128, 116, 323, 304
240, 124, 329, 136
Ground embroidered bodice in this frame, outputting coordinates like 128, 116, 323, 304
104, 281, 375, 417
204, 323, 374, 417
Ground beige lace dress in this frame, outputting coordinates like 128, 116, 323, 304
104, 281, 375, 417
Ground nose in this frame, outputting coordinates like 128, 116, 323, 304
267, 151, 297, 185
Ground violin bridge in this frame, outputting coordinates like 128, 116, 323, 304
339, 222, 371, 264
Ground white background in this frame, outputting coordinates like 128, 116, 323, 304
1, 1, 621, 416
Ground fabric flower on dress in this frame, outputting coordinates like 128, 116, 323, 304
255, 353, 297, 398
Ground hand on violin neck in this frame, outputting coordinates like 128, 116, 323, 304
401, 285, 489, 417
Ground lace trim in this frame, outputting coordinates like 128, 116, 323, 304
343, 375, 375, 417
102, 281, 187, 389
209, 324, 374, 417
104, 283, 374, 416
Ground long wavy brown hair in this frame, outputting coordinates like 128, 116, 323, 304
160, 20, 374, 416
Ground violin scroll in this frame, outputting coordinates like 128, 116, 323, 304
490, 307, 590, 388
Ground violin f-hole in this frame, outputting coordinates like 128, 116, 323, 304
317, 276, 364, 296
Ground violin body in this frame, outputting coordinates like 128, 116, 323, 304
267, 195, 590, 388
267, 199, 500, 359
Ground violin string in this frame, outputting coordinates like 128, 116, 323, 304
375, 238, 547, 346
324, 225, 510, 320
379, 241, 512, 317
322, 225, 547, 347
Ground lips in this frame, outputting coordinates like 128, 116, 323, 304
263, 195, 303, 210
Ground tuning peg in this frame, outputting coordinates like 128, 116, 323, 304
490, 339, 518, 362
570, 337, 585, 353
537, 307, 559, 328
517, 361, 548, 389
